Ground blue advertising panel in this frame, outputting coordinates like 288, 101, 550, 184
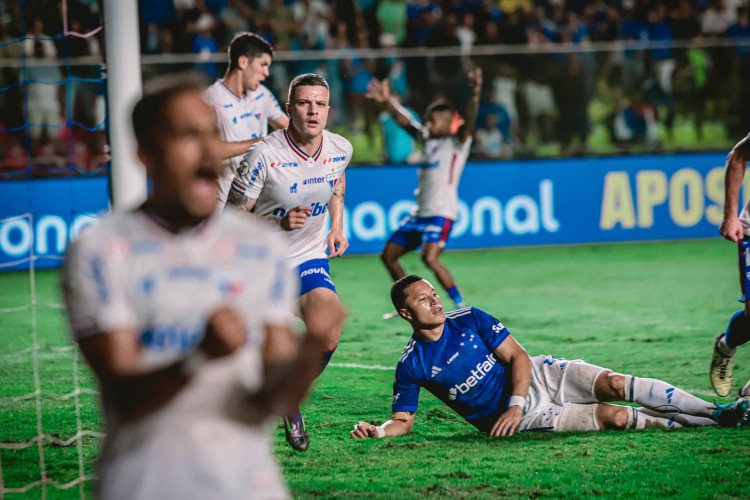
0, 152, 732, 271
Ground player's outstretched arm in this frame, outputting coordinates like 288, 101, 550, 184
350, 411, 415, 439
77, 307, 246, 423
489, 334, 531, 437
220, 139, 263, 160
328, 171, 348, 257
366, 78, 421, 139
720, 135, 750, 242
457, 68, 482, 144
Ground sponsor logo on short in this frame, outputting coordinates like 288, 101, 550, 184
300, 266, 331, 279
452, 353, 497, 395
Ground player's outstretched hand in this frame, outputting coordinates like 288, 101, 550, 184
327, 229, 349, 258
720, 215, 744, 242
468, 68, 483, 96
366, 78, 390, 103
280, 205, 312, 230
489, 406, 522, 437
350, 421, 382, 439
201, 307, 246, 359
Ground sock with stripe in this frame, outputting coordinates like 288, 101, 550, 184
445, 285, 464, 308
623, 375, 714, 418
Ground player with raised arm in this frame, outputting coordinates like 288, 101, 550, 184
350, 276, 749, 439
711, 133, 750, 398
226, 73, 352, 451
367, 69, 482, 316
62, 75, 334, 499
205, 32, 289, 209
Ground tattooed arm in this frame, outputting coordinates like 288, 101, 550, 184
327, 171, 348, 257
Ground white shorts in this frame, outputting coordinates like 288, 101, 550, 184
518, 354, 608, 432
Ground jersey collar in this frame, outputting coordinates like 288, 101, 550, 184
219, 80, 246, 102
284, 129, 323, 162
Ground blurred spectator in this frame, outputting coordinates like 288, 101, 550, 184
378, 94, 420, 164
218, 0, 253, 46
474, 112, 510, 159
670, 0, 701, 40
261, 0, 295, 50
455, 12, 477, 52
377, 0, 407, 47
702, 0, 729, 35
727, 7, 750, 59
192, 13, 219, 77
609, 88, 659, 147
292, 0, 331, 50
26, 39, 63, 154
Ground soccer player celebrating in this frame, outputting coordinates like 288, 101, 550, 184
205, 32, 289, 209
711, 132, 750, 399
62, 75, 333, 499
351, 276, 749, 439
366, 69, 482, 314
226, 73, 352, 451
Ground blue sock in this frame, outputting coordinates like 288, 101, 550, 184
320, 345, 337, 372
725, 310, 750, 349
445, 286, 464, 307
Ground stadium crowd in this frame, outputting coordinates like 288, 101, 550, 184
1, 0, 750, 176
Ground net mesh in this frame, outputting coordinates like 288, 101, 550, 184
0, 0, 107, 497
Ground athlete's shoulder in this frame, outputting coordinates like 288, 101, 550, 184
444, 306, 474, 320
65, 210, 138, 257
204, 81, 226, 106
322, 130, 354, 160
397, 337, 418, 365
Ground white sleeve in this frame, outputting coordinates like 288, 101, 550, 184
62, 232, 137, 340
262, 234, 299, 326
231, 145, 267, 199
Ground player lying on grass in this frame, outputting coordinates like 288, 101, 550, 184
351, 275, 750, 439
711, 131, 750, 399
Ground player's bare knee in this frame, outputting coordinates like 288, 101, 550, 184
594, 371, 625, 401
420, 252, 439, 269
596, 404, 629, 430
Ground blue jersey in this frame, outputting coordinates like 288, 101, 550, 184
392, 307, 512, 433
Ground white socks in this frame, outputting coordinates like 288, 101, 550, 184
624, 376, 714, 419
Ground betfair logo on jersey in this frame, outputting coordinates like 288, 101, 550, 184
323, 156, 346, 165
272, 202, 328, 218
452, 353, 497, 395
270, 161, 298, 168
303, 176, 326, 185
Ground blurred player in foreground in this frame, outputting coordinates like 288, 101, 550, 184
366, 69, 482, 316
62, 75, 334, 499
712, 132, 750, 398
226, 73, 352, 451
205, 32, 288, 209
351, 276, 749, 439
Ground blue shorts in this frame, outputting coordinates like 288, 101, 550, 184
298, 258, 337, 296
387, 215, 454, 251
738, 239, 750, 303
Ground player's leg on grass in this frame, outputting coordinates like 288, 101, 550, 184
283, 283, 344, 452
381, 241, 411, 282
712, 241, 750, 395
421, 242, 464, 308
594, 370, 749, 427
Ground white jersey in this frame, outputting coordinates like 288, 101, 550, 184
205, 81, 285, 208
62, 209, 297, 500
232, 129, 353, 269
415, 127, 472, 220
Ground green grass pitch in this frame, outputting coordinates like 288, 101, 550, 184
1, 239, 749, 499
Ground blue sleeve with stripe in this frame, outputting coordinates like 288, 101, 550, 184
471, 308, 510, 352
392, 363, 420, 413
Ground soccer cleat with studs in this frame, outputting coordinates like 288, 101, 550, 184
712, 398, 750, 428
710, 334, 734, 397
283, 411, 310, 452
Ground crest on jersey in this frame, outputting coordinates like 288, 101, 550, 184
326, 172, 341, 191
